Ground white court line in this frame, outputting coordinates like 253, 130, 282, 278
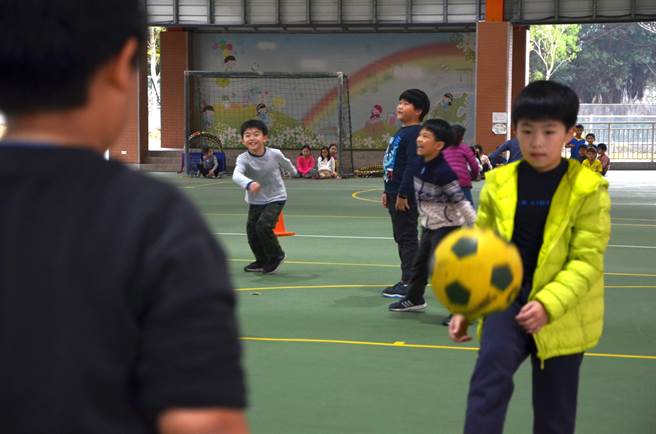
214, 232, 656, 248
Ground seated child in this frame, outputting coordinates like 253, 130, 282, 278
196, 145, 221, 178
598, 143, 611, 176
329, 143, 342, 179
576, 143, 588, 162
474, 144, 493, 175
582, 145, 603, 174
317, 146, 337, 178
295, 145, 315, 178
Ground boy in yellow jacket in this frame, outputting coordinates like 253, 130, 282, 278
449, 81, 611, 434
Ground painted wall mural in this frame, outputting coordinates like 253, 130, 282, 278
192, 33, 476, 149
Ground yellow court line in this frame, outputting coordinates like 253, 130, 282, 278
612, 223, 656, 228
229, 258, 656, 278
230, 258, 398, 268
241, 337, 656, 361
182, 181, 225, 189
207, 212, 387, 220
352, 188, 383, 203
237, 284, 387, 292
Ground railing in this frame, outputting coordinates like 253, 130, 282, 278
568, 122, 656, 162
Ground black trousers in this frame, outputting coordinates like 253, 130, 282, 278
405, 226, 459, 303
246, 201, 285, 264
464, 300, 584, 434
385, 192, 418, 283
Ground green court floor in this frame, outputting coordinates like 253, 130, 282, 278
163, 171, 656, 434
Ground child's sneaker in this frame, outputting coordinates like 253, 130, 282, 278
388, 298, 427, 312
262, 253, 286, 274
243, 262, 263, 272
381, 282, 408, 299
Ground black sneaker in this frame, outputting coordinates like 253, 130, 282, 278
441, 314, 453, 326
389, 298, 427, 312
262, 253, 286, 274
243, 262, 263, 272
381, 282, 408, 299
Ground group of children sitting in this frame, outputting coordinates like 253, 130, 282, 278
567, 125, 611, 175
294, 143, 340, 179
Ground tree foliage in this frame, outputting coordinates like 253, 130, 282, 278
529, 24, 581, 81
548, 23, 656, 103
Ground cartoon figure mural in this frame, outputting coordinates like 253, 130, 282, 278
213, 40, 237, 88
201, 105, 215, 131
256, 103, 271, 126
364, 104, 385, 135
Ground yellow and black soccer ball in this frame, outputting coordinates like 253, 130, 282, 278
431, 227, 523, 320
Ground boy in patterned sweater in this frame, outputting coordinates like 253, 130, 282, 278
388, 119, 476, 312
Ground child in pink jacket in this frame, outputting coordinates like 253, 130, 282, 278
295, 145, 315, 178
442, 124, 480, 205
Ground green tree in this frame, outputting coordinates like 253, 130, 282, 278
147, 27, 163, 105
554, 23, 656, 103
529, 24, 581, 81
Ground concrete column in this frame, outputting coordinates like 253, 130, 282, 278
160, 30, 189, 150
474, 21, 513, 153
109, 41, 148, 164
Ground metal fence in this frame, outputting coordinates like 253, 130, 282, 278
578, 122, 656, 162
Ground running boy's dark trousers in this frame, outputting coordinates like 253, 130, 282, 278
464, 300, 584, 434
247, 201, 285, 264
385, 192, 418, 283
405, 226, 458, 303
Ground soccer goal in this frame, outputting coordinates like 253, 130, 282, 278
184, 71, 353, 176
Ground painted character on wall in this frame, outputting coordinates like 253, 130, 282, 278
256, 103, 271, 126
365, 104, 385, 135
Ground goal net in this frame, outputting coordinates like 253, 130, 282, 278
184, 71, 353, 176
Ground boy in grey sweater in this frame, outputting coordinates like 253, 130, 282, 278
232, 119, 297, 273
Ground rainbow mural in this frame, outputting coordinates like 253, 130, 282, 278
303, 42, 466, 127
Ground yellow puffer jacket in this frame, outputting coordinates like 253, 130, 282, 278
476, 159, 611, 361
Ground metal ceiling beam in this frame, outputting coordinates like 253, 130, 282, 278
444, 0, 448, 24
208, 0, 215, 24
173, 0, 179, 24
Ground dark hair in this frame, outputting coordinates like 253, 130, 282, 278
451, 124, 466, 146
421, 118, 455, 147
586, 133, 595, 140
598, 143, 607, 151
240, 119, 268, 137
399, 89, 430, 121
299, 144, 311, 155
224, 55, 237, 63
319, 146, 331, 161
0, 0, 146, 117
201, 144, 211, 154
586, 145, 598, 153
576, 124, 584, 129
474, 144, 484, 154
511, 81, 579, 129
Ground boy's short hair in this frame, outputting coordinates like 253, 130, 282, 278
586, 145, 598, 153
201, 144, 211, 154
598, 143, 608, 151
586, 133, 595, 139
576, 124, 584, 129
0, 0, 146, 117
240, 119, 268, 137
399, 89, 430, 121
421, 118, 455, 147
579, 143, 588, 151
511, 81, 579, 129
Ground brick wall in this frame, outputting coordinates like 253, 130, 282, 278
109, 44, 148, 164
161, 30, 189, 149
475, 21, 512, 154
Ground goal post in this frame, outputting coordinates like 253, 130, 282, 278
184, 71, 353, 176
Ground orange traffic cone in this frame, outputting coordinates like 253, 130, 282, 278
273, 212, 296, 237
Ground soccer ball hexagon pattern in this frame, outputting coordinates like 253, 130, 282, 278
431, 227, 523, 320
